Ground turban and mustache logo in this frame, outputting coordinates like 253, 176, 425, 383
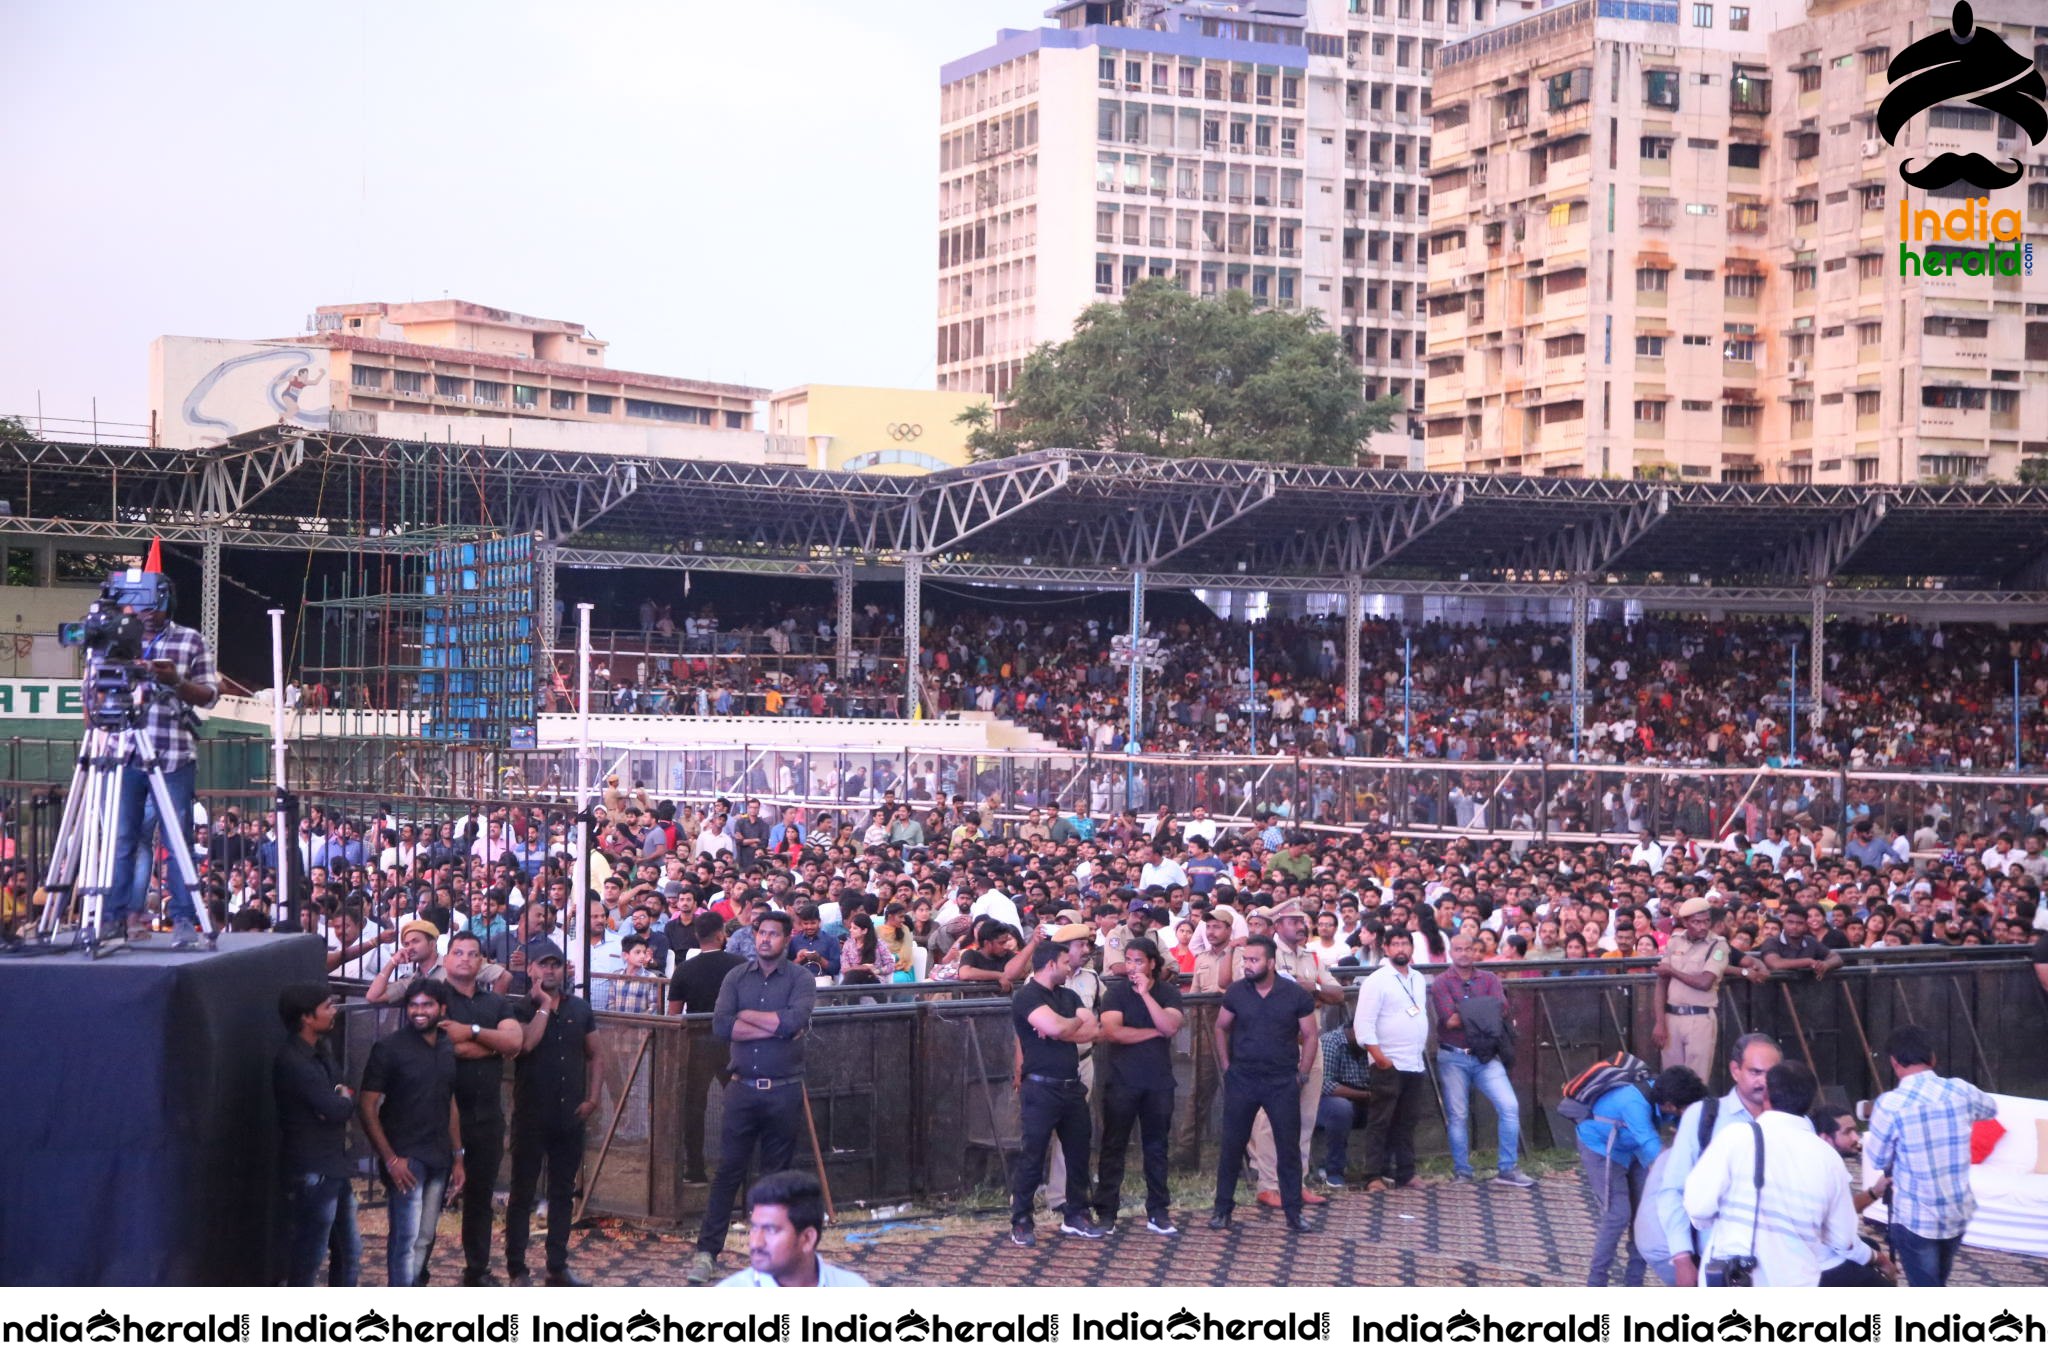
1878, 2, 2046, 190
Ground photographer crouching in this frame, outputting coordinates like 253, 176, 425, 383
97, 573, 220, 947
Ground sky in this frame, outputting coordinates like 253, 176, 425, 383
0, 0, 1028, 427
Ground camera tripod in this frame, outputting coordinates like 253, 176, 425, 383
35, 717, 213, 956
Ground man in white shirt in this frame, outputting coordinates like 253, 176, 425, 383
969, 872, 1021, 930
694, 814, 737, 860
1136, 846, 1187, 892
1683, 1059, 1861, 1286
1352, 927, 1429, 1193
1627, 830, 1666, 875
1181, 806, 1219, 848
1648, 1031, 1779, 1286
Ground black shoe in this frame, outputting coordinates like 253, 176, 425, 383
544, 1268, 590, 1287
1060, 1212, 1107, 1239
1010, 1223, 1037, 1247
461, 1269, 501, 1287
1285, 1212, 1311, 1233
508, 1266, 533, 1287
682, 1171, 709, 1184
1207, 1210, 1233, 1231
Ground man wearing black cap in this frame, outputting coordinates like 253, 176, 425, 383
506, 940, 599, 1286
689, 909, 816, 1284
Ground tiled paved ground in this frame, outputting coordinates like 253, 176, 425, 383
359, 1168, 2048, 1288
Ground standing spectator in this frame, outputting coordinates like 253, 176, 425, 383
1683, 1060, 1863, 1286
506, 945, 600, 1286
690, 911, 817, 1284
357, 978, 465, 1287
1648, 1032, 1781, 1287
1574, 1063, 1677, 1285
1251, 900, 1343, 1209
1430, 934, 1532, 1187
1208, 936, 1315, 1233
1353, 926, 1429, 1193
666, 915, 747, 1183
273, 984, 359, 1286
1864, 1024, 1999, 1286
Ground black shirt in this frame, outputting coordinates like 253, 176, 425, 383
443, 985, 516, 1123
274, 1037, 355, 1178
1100, 975, 1184, 1091
669, 949, 747, 1013
513, 994, 598, 1132
1762, 930, 1828, 965
733, 816, 770, 866
1219, 974, 1314, 1082
958, 948, 1012, 978
361, 1025, 458, 1170
712, 957, 817, 1080
2031, 932, 2048, 969
1011, 978, 1083, 1080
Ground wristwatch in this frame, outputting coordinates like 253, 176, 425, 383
469, 1023, 482, 1041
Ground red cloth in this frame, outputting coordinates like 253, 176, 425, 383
1971, 1118, 2007, 1164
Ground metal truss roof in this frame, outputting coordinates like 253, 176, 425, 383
7, 431, 2048, 594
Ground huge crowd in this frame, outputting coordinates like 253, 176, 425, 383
562, 596, 2048, 770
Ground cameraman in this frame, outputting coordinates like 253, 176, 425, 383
107, 584, 219, 947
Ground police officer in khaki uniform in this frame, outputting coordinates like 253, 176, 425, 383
1041, 920, 1104, 1216
1250, 898, 1344, 1208
1653, 897, 1728, 1075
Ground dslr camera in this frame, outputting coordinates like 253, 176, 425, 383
1705, 1255, 1758, 1287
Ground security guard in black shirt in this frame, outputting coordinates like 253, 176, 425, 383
438, 930, 523, 1286
1093, 935, 1186, 1235
1210, 935, 1316, 1233
507, 942, 599, 1286
1008, 935, 1107, 1246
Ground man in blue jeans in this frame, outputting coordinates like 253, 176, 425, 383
1865, 1024, 1998, 1286
1428, 935, 1534, 1187
359, 978, 466, 1286
103, 579, 218, 947
273, 983, 360, 1285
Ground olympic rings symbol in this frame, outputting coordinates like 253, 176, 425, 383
885, 422, 923, 441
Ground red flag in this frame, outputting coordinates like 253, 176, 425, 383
143, 538, 163, 573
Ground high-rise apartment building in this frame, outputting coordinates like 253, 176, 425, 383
1423, 0, 2048, 483
938, 0, 1534, 467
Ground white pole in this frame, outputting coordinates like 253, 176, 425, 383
268, 608, 291, 921
573, 603, 593, 973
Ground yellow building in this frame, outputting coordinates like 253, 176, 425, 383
767, 384, 975, 474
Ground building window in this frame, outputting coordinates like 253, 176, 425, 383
1633, 399, 1667, 422
1640, 135, 1673, 160
585, 394, 613, 415
1645, 69, 1680, 110
1635, 334, 1666, 357
350, 365, 384, 390
725, 411, 745, 429
550, 391, 577, 411
1727, 142, 1763, 170
1928, 106, 1993, 131
1862, 47, 1890, 74
625, 398, 713, 423
1725, 273, 1762, 299
513, 384, 542, 409
1796, 66, 1822, 93
1729, 6, 1749, 28
1546, 68, 1591, 111
1635, 266, 1670, 292
1683, 268, 1715, 282
393, 371, 424, 394
435, 376, 467, 399
1691, 3, 1711, 27
472, 380, 504, 404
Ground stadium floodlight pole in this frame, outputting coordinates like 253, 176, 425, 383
268, 608, 290, 917
1247, 622, 1257, 754
1403, 633, 1413, 756
2017, 659, 2024, 771
574, 602, 593, 984
1789, 638, 1799, 762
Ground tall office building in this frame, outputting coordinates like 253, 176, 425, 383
937, 0, 1533, 467
1423, 0, 2048, 482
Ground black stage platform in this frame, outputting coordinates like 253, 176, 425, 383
0, 933, 327, 1285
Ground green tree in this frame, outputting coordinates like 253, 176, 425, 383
0, 415, 31, 441
958, 279, 1401, 465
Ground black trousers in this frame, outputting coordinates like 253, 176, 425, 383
1095, 1080, 1175, 1223
458, 1114, 505, 1277
695, 1080, 802, 1255
1214, 1072, 1301, 1216
1012, 1076, 1091, 1227
682, 1041, 730, 1179
1360, 1066, 1426, 1185
504, 1121, 583, 1275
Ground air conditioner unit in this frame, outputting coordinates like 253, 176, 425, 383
1861, 138, 1882, 157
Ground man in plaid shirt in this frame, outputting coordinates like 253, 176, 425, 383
1865, 1024, 1998, 1286
106, 584, 219, 947
606, 934, 666, 1015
